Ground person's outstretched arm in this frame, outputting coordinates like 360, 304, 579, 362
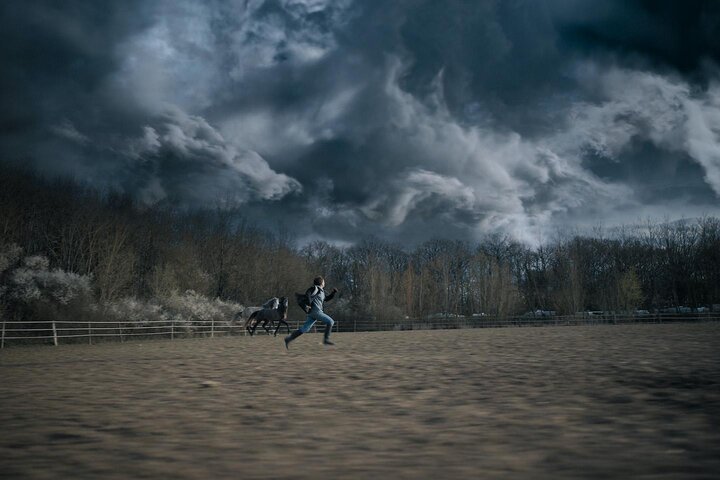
325, 287, 338, 302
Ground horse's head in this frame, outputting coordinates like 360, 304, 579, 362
278, 296, 289, 317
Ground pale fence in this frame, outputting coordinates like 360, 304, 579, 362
338, 312, 720, 333
1, 312, 719, 347
0, 319, 247, 348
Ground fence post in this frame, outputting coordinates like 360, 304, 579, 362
52, 320, 58, 346
1, 319, 5, 349
88, 321, 92, 345
171, 319, 174, 340
211, 318, 215, 338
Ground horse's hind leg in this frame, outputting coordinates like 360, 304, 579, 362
252, 318, 264, 336
248, 320, 258, 337
261, 319, 273, 335
246, 313, 257, 336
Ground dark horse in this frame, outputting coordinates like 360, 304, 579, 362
245, 296, 291, 336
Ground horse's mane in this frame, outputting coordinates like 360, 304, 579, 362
262, 297, 279, 310
277, 297, 288, 318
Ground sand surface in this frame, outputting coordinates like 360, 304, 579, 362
1, 324, 719, 479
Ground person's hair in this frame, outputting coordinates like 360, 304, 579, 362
313, 276, 324, 286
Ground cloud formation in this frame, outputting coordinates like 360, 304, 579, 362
123, 107, 302, 205
1, 0, 719, 245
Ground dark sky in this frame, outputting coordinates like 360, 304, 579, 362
1, 0, 719, 246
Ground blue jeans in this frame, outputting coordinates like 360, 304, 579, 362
300, 309, 335, 334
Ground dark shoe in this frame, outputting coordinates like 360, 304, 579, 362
323, 323, 334, 346
284, 330, 303, 349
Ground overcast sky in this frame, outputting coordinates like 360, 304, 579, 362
1, 0, 719, 246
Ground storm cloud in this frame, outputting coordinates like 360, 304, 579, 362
1, 0, 719, 245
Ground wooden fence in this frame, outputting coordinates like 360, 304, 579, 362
1, 313, 718, 347
335, 312, 720, 332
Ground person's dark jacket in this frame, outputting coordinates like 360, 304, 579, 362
305, 285, 337, 312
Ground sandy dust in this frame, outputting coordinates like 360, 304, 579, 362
1, 324, 719, 479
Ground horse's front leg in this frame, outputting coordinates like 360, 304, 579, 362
262, 319, 273, 335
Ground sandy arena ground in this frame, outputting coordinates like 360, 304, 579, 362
1, 324, 719, 479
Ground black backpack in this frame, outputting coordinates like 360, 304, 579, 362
295, 292, 311, 313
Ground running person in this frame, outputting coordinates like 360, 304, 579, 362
285, 276, 338, 348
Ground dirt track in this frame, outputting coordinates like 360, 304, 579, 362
1, 324, 719, 479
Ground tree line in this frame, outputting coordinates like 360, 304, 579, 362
1, 165, 719, 328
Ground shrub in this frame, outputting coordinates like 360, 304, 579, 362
0, 246, 93, 315
160, 290, 243, 332
10, 255, 93, 305
99, 290, 244, 336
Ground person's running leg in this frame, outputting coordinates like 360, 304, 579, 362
300, 314, 318, 334
314, 310, 335, 345
284, 314, 316, 349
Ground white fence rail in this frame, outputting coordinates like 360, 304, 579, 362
0, 319, 248, 347
339, 313, 720, 333
1, 313, 719, 347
